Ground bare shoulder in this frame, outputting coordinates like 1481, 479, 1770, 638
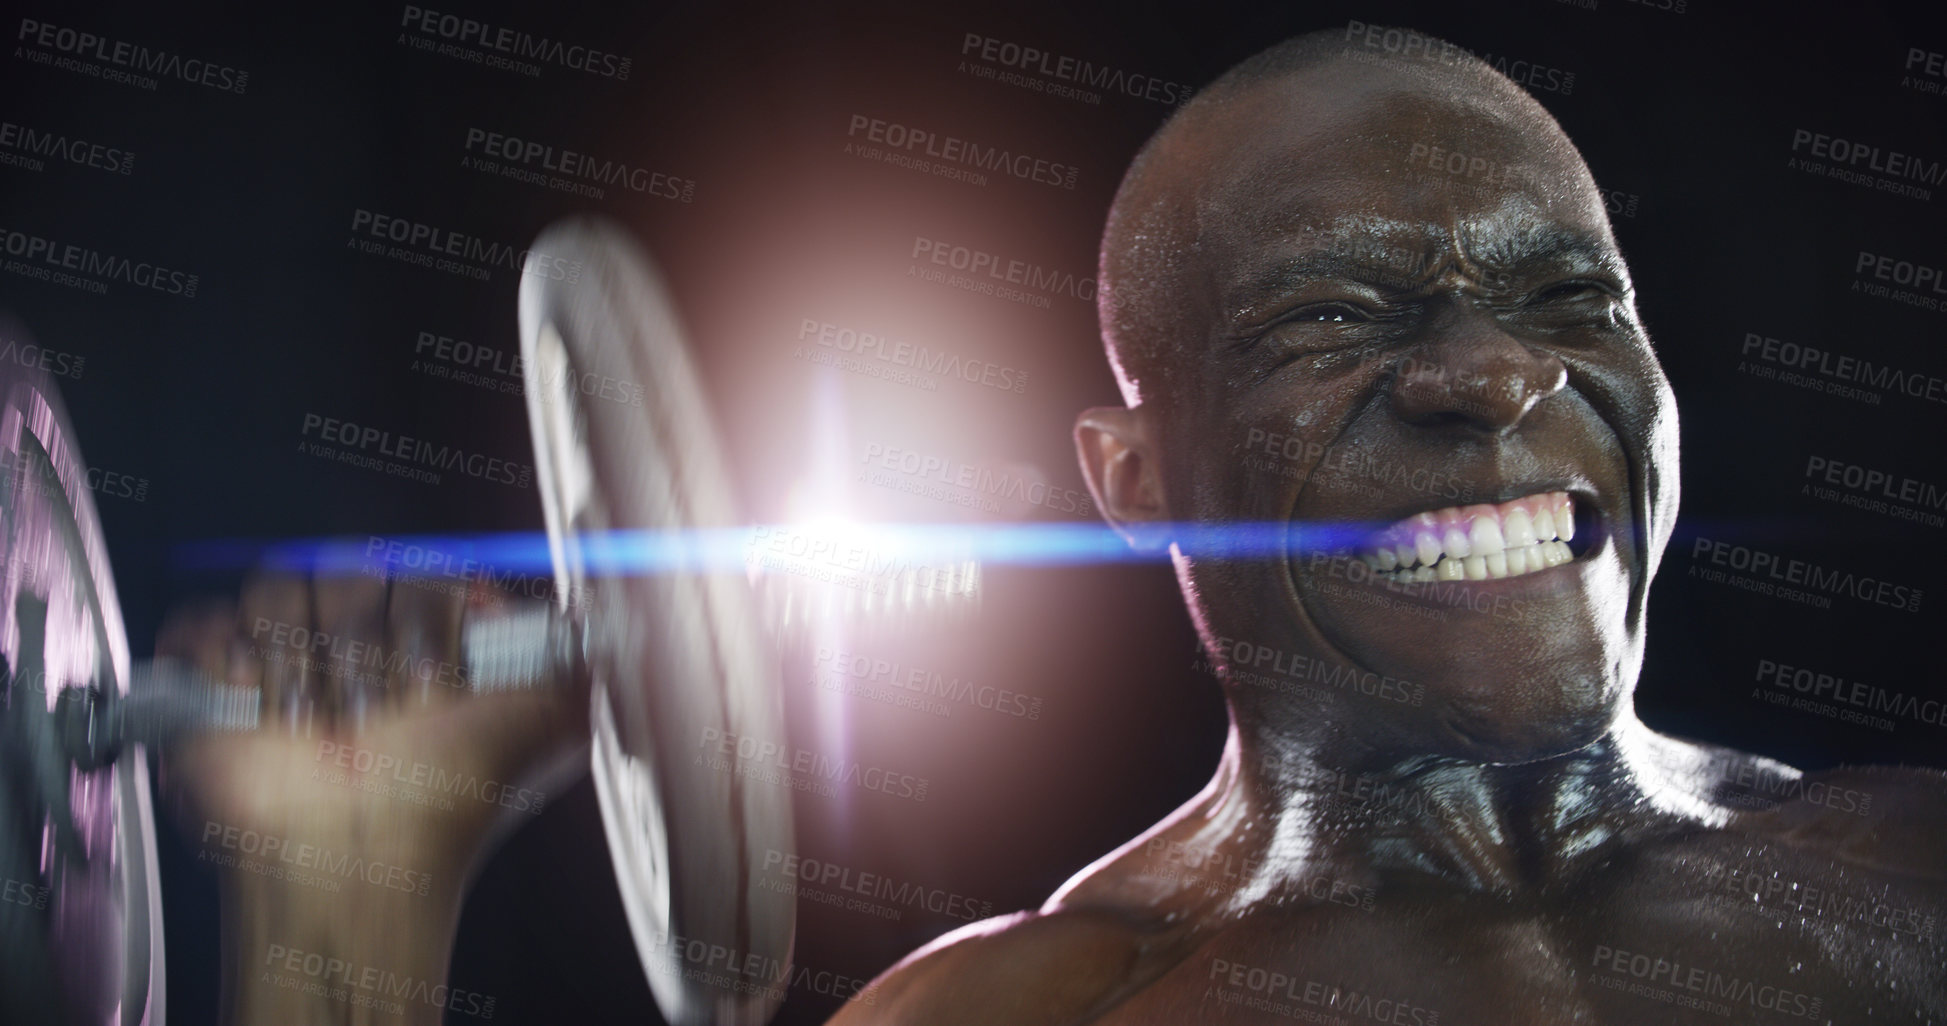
1691, 738, 1947, 879
824, 906, 1156, 1026
825, 764, 1245, 1025
1750, 761, 1947, 878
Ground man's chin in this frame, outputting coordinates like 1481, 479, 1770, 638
1287, 550, 1636, 768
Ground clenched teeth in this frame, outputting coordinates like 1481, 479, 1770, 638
1359, 492, 1577, 583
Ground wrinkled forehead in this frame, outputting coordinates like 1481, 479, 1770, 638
1172, 61, 1619, 304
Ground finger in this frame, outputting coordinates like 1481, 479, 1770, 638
153, 596, 237, 685
385, 575, 467, 708
238, 571, 313, 734
311, 573, 389, 732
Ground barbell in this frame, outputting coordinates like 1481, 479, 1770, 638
0, 217, 796, 1026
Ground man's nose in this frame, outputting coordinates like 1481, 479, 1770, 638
1388, 310, 1567, 433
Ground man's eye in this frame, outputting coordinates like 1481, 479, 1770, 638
1528, 280, 1610, 304
1231, 300, 1392, 365
1286, 302, 1370, 324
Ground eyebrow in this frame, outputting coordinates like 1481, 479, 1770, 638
1225, 220, 1627, 328
1465, 223, 1629, 284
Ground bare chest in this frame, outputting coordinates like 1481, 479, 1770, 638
1087, 843, 1943, 1025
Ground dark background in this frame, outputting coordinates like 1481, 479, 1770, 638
2, 1, 1943, 1022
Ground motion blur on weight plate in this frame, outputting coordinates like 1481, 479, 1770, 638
1, 1, 1943, 1024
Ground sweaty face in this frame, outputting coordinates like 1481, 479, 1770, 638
1152, 62, 1679, 764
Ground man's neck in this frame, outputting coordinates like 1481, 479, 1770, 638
1229, 716, 1717, 895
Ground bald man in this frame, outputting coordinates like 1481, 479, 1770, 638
829, 27, 1947, 1026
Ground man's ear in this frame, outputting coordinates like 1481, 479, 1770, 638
1075, 405, 1170, 551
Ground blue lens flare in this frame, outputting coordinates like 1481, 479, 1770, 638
172, 521, 1388, 577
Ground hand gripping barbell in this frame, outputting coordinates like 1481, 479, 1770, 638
0, 218, 796, 1026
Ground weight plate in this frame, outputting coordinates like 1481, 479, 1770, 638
519, 219, 796, 1026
